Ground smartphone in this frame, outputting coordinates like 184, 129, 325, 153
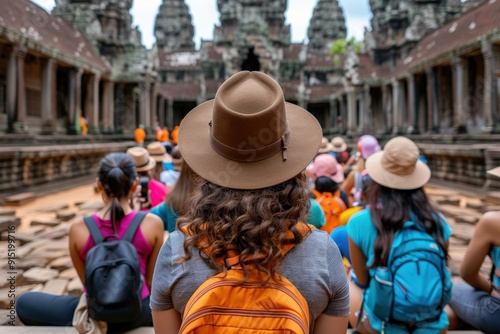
139, 176, 150, 200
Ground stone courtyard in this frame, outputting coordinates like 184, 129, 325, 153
0, 181, 494, 327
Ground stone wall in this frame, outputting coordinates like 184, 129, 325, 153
0, 142, 135, 194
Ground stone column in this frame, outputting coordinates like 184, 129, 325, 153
361, 84, 371, 132
140, 82, 151, 128
102, 81, 115, 132
391, 79, 400, 134
68, 70, 76, 134
452, 56, 468, 133
482, 40, 499, 131
329, 96, 337, 133
167, 99, 174, 129
406, 73, 417, 133
41, 58, 57, 133
381, 84, 390, 131
151, 84, 158, 128
339, 94, 347, 133
16, 48, 27, 125
347, 88, 356, 134
74, 69, 83, 134
6, 46, 18, 132
158, 96, 165, 127
86, 73, 100, 131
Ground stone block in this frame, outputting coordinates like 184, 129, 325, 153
78, 200, 104, 211
30, 217, 61, 227
0, 208, 16, 216
22, 267, 59, 284
59, 268, 77, 280
5, 192, 36, 206
16, 257, 49, 271
42, 279, 69, 295
36, 204, 70, 213
49, 256, 73, 272
56, 210, 77, 222
16, 239, 51, 258
67, 277, 83, 297
0, 216, 21, 235
0, 269, 24, 289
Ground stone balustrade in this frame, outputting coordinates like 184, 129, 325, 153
0, 141, 136, 194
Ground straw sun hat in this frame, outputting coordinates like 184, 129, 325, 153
126, 147, 156, 172
330, 136, 347, 153
365, 136, 430, 190
318, 137, 333, 154
178, 71, 322, 189
147, 141, 171, 163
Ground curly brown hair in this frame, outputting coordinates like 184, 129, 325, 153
177, 172, 311, 283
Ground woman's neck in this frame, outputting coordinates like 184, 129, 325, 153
97, 198, 133, 219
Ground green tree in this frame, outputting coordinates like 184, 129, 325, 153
330, 38, 363, 67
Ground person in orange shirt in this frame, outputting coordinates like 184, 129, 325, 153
171, 125, 179, 146
161, 127, 169, 143
134, 124, 146, 147
80, 116, 88, 136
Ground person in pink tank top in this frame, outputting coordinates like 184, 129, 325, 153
17, 153, 164, 333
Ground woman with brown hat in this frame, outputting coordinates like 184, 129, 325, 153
347, 136, 452, 333
150, 71, 349, 333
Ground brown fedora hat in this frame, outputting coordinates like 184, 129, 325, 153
178, 71, 322, 189
365, 136, 430, 190
126, 147, 156, 172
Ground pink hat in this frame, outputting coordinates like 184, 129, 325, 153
309, 154, 344, 183
358, 135, 381, 160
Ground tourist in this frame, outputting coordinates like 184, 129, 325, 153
16, 152, 164, 333
134, 124, 146, 147
150, 162, 197, 233
342, 134, 380, 205
330, 136, 350, 171
150, 71, 349, 333
318, 136, 334, 155
160, 145, 183, 190
127, 147, 167, 210
147, 141, 171, 182
446, 167, 500, 334
347, 136, 452, 333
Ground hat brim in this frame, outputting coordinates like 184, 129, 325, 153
488, 167, 500, 178
365, 151, 431, 190
318, 143, 334, 154
179, 100, 322, 189
331, 143, 347, 153
136, 157, 156, 172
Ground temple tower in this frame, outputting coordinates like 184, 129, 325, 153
154, 0, 195, 52
365, 0, 463, 66
307, 0, 347, 53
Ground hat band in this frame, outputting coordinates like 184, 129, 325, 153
209, 122, 290, 162
136, 159, 151, 169
150, 153, 164, 157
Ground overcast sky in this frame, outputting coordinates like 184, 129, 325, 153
31, 0, 371, 49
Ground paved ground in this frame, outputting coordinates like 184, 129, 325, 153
0, 182, 492, 328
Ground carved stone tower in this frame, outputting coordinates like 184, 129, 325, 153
307, 0, 347, 53
53, 0, 143, 63
365, 0, 463, 66
155, 0, 195, 52
213, 0, 291, 77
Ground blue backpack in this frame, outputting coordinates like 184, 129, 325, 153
366, 221, 452, 325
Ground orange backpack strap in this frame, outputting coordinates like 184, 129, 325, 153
180, 222, 313, 269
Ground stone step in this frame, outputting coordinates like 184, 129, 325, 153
0, 208, 16, 216
4, 192, 36, 206
22, 267, 59, 284
30, 217, 61, 228
41, 279, 69, 295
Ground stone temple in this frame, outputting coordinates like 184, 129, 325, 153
0, 0, 499, 136
2, 0, 500, 197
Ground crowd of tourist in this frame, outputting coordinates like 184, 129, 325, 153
14, 71, 500, 333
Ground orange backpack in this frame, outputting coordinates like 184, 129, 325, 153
179, 223, 312, 334
313, 189, 347, 234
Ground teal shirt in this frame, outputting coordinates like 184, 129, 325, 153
490, 247, 500, 288
347, 209, 452, 333
149, 202, 178, 232
307, 198, 325, 229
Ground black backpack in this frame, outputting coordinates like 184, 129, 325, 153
83, 211, 146, 323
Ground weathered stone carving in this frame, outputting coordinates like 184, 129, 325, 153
307, 0, 347, 53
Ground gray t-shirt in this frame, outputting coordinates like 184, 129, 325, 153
150, 229, 350, 327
